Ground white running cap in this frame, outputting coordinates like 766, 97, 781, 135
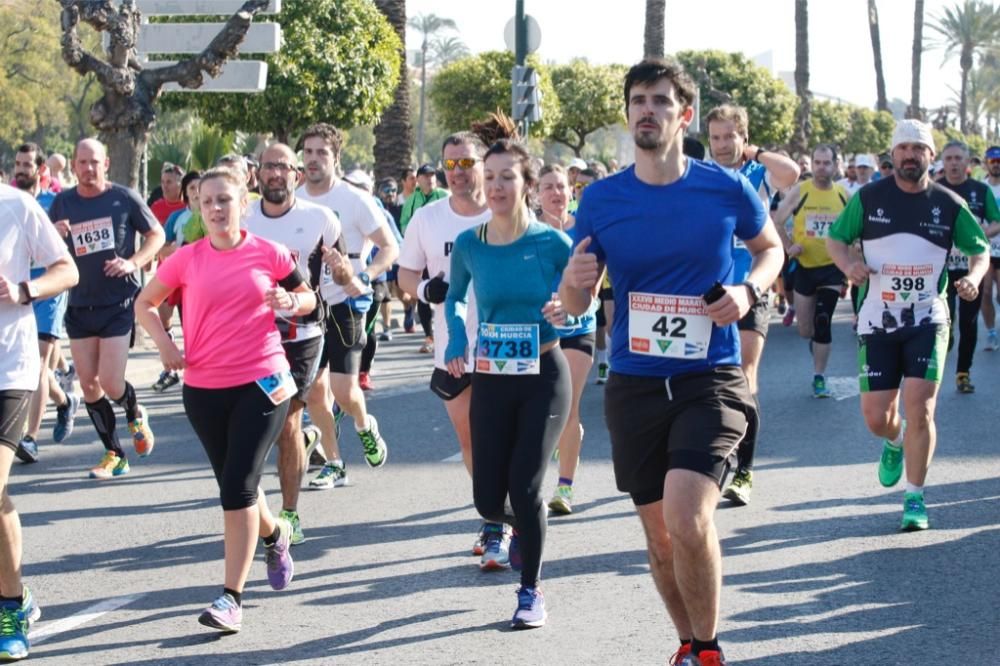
891, 119, 935, 152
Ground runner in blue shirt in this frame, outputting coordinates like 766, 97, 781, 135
559, 58, 784, 666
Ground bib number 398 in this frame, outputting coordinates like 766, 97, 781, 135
628, 292, 712, 359
475, 323, 540, 375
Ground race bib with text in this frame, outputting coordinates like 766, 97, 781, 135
628, 292, 712, 360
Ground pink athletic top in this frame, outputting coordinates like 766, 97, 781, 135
156, 231, 296, 389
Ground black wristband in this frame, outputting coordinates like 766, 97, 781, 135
754, 147, 766, 162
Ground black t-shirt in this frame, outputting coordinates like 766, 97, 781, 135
50, 184, 160, 307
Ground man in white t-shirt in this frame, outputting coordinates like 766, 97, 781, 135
245, 143, 347, 544
0, 184, 78, 659
397, 132, 496, 556
296, 123, 399, 479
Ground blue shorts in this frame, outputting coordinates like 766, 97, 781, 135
30, 267, 67, 341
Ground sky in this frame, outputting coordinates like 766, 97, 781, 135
406, 0, 964, 112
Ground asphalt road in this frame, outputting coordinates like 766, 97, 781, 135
11, 302, 1000, 665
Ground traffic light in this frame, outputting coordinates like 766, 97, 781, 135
512, 65, 541, 122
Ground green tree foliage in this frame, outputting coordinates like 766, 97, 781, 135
548, 60, 627, 156
428, 51, 560, 137
809, 101, 895, 154
162, 0, 401, 144
675, 50, 797, 146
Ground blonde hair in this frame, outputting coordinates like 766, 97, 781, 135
199, 167, 248, 199
706, 104, 749, 140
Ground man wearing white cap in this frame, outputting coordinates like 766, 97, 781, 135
827, 119, 990, 531
843, 154, 876, 196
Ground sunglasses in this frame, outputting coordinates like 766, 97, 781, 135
574, 182, 589, 191
381, 188, 397, 195
988, 158, 1000, 165
161, 162, 183, 175
443, 158, 479, 171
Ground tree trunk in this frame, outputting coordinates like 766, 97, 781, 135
374, 0, 413, 183
868, 0, 888, 112
959, 50, 972, 134
416, 43, 428, 164
792, 0, 811, 156
908, 0, 924, 119
644, 0, 665, 58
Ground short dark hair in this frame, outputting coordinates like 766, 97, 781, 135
399, 166, 415, 180
812, 143, 839, 162
297, 123, 343, 159
624, 58, 697, 112
180, 170, 202, 204
442, 131, 488, 158
17, 143, 44, 166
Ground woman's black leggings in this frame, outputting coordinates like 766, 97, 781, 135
470, 348, 571, 588
946, 269, 982, 374
183, 383, 289, 511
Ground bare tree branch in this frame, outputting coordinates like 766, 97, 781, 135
59, 2, 135, 95
142, 0, 269, 92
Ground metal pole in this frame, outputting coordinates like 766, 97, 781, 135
515, 0, 526, 66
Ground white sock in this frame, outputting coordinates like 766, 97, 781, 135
905, 482, 923, 496
890, 419, 906, 446
355, 414, 372, 433
597, 348, 608, 365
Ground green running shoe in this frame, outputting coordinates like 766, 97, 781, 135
308, 461, 348, 489
901, 492, 929, 531
878, 420, 906, 488
279, 510, 304, 546
723, 468, 753, 506
0, 586, 40, 661
548, 485, 574, 515
358, 416, 387, 468
812, 375, 831, 398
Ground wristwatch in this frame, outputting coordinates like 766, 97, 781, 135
18, 281, 38, 305
754, 147, 767, 162
742, 280, 764, 305
358, 272, 371, 286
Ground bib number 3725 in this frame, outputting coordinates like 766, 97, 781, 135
628, 292, 712, 360
475, 323, 540, 375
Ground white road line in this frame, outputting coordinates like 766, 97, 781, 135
366, 383, 427, 401
29, 593, 145, 644
440, 451, 464, 463
826, 376, 861, 401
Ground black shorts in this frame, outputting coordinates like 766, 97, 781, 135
320, 302, 367, 376
858, 324, 948, 392
372, 281, 390, 304
604, 365, 753, 505
282, 336, 323, 403
430, 368, 471, 401
65, 301, 135, 340
794, 264, 845, 297
737, 298, 770, 338
991, 256, 1000, 270
559, 331, 596, 357
0, 390, 31, 453
782, 258, 797, 291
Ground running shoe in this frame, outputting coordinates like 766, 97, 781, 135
596, 362, 609, 385
956, 372, 975, 394
418, 338, 433, 354
302, 424, 321, 466
0, 587, 40, 662
160, 370, 180, 392
723, 468, 753, 506
782, 307, 796, 327
678, 649, 728, 665
479, 523, 511, 571
986, 329, 999, 351
509, 530, 522, 572
358, 371, 374, 391
89, 451, 129, 479
279, 509, 305, 546
198, 593, 241, 633
378, 331, 392, 342
548, 485, 574, 515
878, 442, 904, 488
472, 523, 488, 556
55, 364, 76, 395
14, 437, 37, 464
358, 416, 388, 468
309, 461, 349, 489
669, 644, 693, 665
264, 518, 294, 590
53, 393, 81, 443
775, 298, 787, 315
812, 375, 831, 399
151, 370, 173, 393
511, 586, 546, 629
128, 404, 155, 457
901, 492, 929, 531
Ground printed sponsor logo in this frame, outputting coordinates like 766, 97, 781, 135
444, 241, 453, 256
918, 292, 932, 302
631, 337, 650, 353
684, 342, 706, 356
495, 361, 507, 372
900, 292, 911, 301
869, 208, 891, 224
881, 291, 896, 301
516, 360, 535, 373
476, 360, 491, 372
656, 340, 672, 353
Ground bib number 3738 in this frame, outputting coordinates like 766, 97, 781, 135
628, 292, 712, 359
476, 323, 540, 375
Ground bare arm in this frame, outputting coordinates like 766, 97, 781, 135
398, 267, 422, 300
28, 257, 78, 300
751, 148, 801, 192
362, 223, 400, 280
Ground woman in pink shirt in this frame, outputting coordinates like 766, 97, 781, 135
135, 167, 317, 633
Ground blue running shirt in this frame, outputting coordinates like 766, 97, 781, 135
573, 161, 767, 377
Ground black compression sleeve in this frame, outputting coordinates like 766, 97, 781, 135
278, 267, 306, 292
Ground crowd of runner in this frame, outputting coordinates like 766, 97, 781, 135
0, 57, 996, 664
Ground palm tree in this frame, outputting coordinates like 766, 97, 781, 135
793, 0, 811, 156
430, 36, 469, 68
374, 0, 413, 183
929, 0, 1000, 133
868, 0, 889, 112
644, 0, 665, 58
408, 13, 457, 163
909, 0, 925, 119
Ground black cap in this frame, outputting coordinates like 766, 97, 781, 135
417, 163, 436, 176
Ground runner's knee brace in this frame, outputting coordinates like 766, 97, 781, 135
811, 288, 838, 344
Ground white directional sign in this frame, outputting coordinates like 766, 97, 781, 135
136, 0, 281, 15
138, 22, 281, 54
135, 0, 282, 93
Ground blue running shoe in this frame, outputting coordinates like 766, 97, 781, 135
0, 587, 40, 661
53, 393, 80, 443
511, 586, 546, 629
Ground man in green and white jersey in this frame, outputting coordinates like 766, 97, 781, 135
827, 119, 989, 532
